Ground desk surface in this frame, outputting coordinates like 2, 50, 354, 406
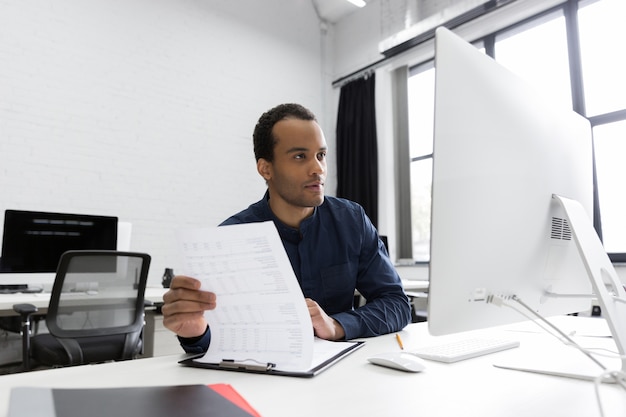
400, 279, 428, 291
0, 283, 428, 315
0, 316, 624, 417
0, 287, 167, 316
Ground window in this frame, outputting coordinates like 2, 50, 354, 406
579, 0, 626, 259
407, 64, 434, 262
593, 120, 626, 255
494, 11, 571, 109
578, 0, 626, 116
406, 0, 626, 262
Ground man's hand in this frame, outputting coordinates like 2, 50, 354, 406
306, 298, 345, 341
161, 275, 216, 338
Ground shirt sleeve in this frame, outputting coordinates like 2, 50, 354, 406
331, 209, 412, 340
177, 326, 211, 354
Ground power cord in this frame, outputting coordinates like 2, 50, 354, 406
613, 296, 626, 305
488, 294, 626, 417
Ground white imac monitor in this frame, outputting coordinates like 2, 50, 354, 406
428, 27, 626, 374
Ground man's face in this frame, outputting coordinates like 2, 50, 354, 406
261, 118, 327, 211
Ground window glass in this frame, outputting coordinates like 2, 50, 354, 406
593, 120, 626, 253
579, 0, 626, 116
408, 65, 435, 261
494, 12, 572, 109
407, 66, 434, 159
410, 158, 432, 262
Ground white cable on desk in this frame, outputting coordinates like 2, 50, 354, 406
594, 370, 626, 417
488, 294, 626, 417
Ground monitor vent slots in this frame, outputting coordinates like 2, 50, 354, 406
550, 217, 572, 241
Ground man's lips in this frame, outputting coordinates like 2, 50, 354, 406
305, 181, 324, 190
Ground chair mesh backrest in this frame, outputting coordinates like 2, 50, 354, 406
46, 251, 149, 338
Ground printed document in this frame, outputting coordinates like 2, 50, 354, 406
178, 221, 316, 372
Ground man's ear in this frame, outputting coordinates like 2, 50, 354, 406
257, 158, 272, 181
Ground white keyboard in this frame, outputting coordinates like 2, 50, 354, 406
410, 338, 520, 363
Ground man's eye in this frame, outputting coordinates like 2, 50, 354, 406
294, 154, 305, 160
317, 152, 327, 160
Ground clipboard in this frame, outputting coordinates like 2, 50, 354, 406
179, 340, 364, 378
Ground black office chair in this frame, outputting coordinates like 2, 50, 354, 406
13, 250, 151, 371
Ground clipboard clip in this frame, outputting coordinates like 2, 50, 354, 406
219, 359, 276, 372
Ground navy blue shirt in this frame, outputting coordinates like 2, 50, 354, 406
179, 192, 412, 353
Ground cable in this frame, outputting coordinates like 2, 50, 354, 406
506, 296, 626, 367
613, 296, 626, 305
509, 295, 607, 371
584, 346, 626, 361
488, 293, 626, 416
489, 296, 574, 345
594, 369, 626, 417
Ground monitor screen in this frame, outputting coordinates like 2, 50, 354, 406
0, 210, 118, 273
427, 27, 594, 336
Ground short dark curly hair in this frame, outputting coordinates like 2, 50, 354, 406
253, 103, 317, 162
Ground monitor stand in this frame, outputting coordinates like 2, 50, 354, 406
555, 194, 626, 373
495, 195, 626, 384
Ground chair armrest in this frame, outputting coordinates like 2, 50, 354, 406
13, 303, 39, 317
13, 303, 39, 371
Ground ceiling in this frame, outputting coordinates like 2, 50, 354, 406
313, 0, 365, 23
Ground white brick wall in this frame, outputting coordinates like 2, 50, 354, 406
0, 0, 325, 286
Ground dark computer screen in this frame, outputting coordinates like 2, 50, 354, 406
0, 210, 118, 273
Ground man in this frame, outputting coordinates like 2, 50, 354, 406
162, 103, 411, 353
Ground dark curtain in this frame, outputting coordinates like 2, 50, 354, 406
336, 74, 378, 228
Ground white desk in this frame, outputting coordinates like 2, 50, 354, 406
1, 317, 624, 417
400, 279, 429, 291
0, 287, 167, 317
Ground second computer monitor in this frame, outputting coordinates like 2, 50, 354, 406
0, 210, 118, 274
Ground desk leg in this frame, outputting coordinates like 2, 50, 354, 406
142, 309, 156, 358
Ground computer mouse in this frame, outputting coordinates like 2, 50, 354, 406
367, 352, 426, 373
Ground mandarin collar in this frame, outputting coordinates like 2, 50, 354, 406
262, 191, 319, 244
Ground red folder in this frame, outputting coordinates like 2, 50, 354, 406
209, 384, 262, 417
